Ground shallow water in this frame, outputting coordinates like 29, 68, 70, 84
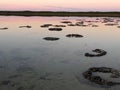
0, 16, 120, 90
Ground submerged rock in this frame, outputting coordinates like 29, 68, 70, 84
83, 67, 120, 86
8, 74, 21, 79
66, 34, 83, 38
43, 37, 60, 41
85, 49, 107, 57
92, 25, 99, 27
16, 66, 34, 72
0, 66, 4, 68
19, 25, 32, 28
48, 28, 62, 31
0, 80, 11, 85
28, 85, 36, 90
17, 86, 24, 90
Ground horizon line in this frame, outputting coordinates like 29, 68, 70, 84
0, 10, 120, 12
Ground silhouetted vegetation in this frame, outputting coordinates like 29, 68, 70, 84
0, 11, 120, 17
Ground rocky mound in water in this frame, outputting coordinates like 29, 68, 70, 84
83, 67, 120, 86
0, 27, 8, 30
61, 21, 72, 24
48, 28, 62, 31
19, 25, 32, 28
67, 23, 76, 26
85, 49, 107, 57
105, 23, 118, 26
53, 25, 66, 27
117, 26, 120, 28
92, 25, 99, 27
40, 24, 53, 28
43, 37, 60, 41
66, 34, 83, 38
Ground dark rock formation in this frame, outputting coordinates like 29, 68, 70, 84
66, 34, 83, 38
40, 24, 53, 28
85, 49, 107, 57
17, 86, 24, 90
43, 37, 60, 41
0, 27, 8, 30
19, 25, 32, 28
105, 23, 118, 26
48, 28, 62, 31
61, 21, 72, 24
83, 67, 120, 86
0, 80, 11, 85
117, 26, 120, 28
53, 25, 66, 27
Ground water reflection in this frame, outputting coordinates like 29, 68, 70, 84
0, 16, 120, 90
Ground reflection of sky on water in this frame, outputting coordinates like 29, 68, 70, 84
0, 16, 120, 90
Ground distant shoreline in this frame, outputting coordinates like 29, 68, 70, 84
0, 11, 120, 17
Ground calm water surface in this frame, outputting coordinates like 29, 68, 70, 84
0, 16, 120, 90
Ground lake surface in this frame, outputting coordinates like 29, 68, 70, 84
0, 16, 120, 90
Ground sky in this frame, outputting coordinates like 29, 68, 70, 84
0, 0, 120, 11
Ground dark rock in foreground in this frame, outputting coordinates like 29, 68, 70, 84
0, 80, 11, 85
48, 28, 62, 31
19, 25, 32, 28
85, 49, 107, 57
83, 67, 120, 86
66, 34, 83, 38
43, 37, 60, 41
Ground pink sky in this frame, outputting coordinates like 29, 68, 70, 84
0, 0, 120, 11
